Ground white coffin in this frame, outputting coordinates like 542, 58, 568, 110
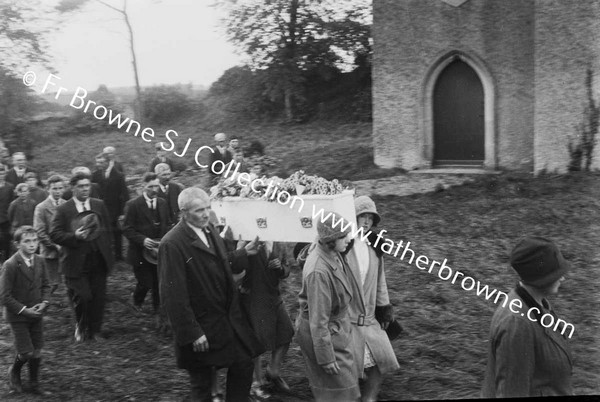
211, 191, 356, 242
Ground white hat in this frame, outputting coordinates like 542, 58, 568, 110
214, 133, 227, 142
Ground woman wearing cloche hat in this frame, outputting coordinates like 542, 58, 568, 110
482, 236, 573, 398
295, 211, 362, 401
344, 196, 400, 401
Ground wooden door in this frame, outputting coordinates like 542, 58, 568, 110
433, 59, 484, 165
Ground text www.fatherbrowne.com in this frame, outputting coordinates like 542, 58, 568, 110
22, 70, 575, 339
310, 207, 575, 339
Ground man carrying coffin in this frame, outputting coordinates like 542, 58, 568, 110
123, 172, 170, 314
158, 187, 264, 401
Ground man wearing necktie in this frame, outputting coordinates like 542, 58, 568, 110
50, 172, 114, 342
123, 172, 170, 314
33, 175, 67, 294
154, 163, 184, 225
159, 187, 264, 401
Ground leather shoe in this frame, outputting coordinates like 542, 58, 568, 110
265, 371, 290, 393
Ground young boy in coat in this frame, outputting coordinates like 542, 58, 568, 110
0, 225, 50, 394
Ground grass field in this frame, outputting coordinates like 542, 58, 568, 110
1, 125, 599, 400
27, 121, 402, 182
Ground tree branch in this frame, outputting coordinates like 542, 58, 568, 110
96, 0, 124, 15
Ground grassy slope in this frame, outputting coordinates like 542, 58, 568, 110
1, 125, 599, 400
28, 122, 402, 182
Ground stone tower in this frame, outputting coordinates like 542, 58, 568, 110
373, 0, 600, 173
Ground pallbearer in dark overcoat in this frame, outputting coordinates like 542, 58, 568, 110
158, 187, 264, 402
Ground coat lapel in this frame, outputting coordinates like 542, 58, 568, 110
16, 253, 34, 282
183, 222, 217, 257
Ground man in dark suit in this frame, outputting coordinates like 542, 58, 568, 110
123, 172, 170, 313
50, 172, 114, 341
208, 132, 233, 185
62, 167, 101, 201
154, 163, 184, 225
158, 187, 263, 401
149, 142, 176, 173
91, 153, 129, 261
102, 146, 125, 175
6, 152, 42, 188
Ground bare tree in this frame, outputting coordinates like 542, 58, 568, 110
58, 0, 144, 120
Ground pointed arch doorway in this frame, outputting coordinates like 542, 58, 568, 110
423, 52, 496, 169
434, 59, 484, 164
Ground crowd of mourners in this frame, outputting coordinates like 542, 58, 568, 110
0, 132, 575, 401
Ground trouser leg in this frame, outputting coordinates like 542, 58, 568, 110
151, 264, 160, 312
133, 281, 149, 306
225, 358, 253, 402
67, 278, 91, 339
188, 367, 213, 402
111, 218, 123, 260
88, 264, 107, 336
45, 258, 60, 293
28, 357, 42, 393
133, 261, 153, 307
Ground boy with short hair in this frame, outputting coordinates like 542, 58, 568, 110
0, 225, 50, 394
8, 183, 37, 235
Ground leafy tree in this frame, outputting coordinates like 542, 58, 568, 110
0, 1, 56, 72
207, 66, 281, 123
216, 0, 371, 122
142, 84, 195, 125
0, 1, 57, 159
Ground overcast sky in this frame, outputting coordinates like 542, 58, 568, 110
37, 0, 242, 91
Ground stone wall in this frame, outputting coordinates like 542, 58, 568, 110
373, 0, 536, 171
533, 0, 600, 173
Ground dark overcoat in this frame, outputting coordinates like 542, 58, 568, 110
0, 253, 50, 323
122, 195, 170, 267
158, 220, 264, 370
156, 181, 183, 224
5, 167, 42, 188
481, 287, 573, 397
91, 168, 129, 220
49, 198, 114, 278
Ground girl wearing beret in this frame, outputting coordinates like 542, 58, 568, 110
482, 236, 573, 397
344, 196, 400, 401
296, 211, 362, 401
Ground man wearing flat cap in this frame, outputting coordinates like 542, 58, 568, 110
482, 236, 573, 398
158, 187, 264, 401
50, 172, 114, 342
